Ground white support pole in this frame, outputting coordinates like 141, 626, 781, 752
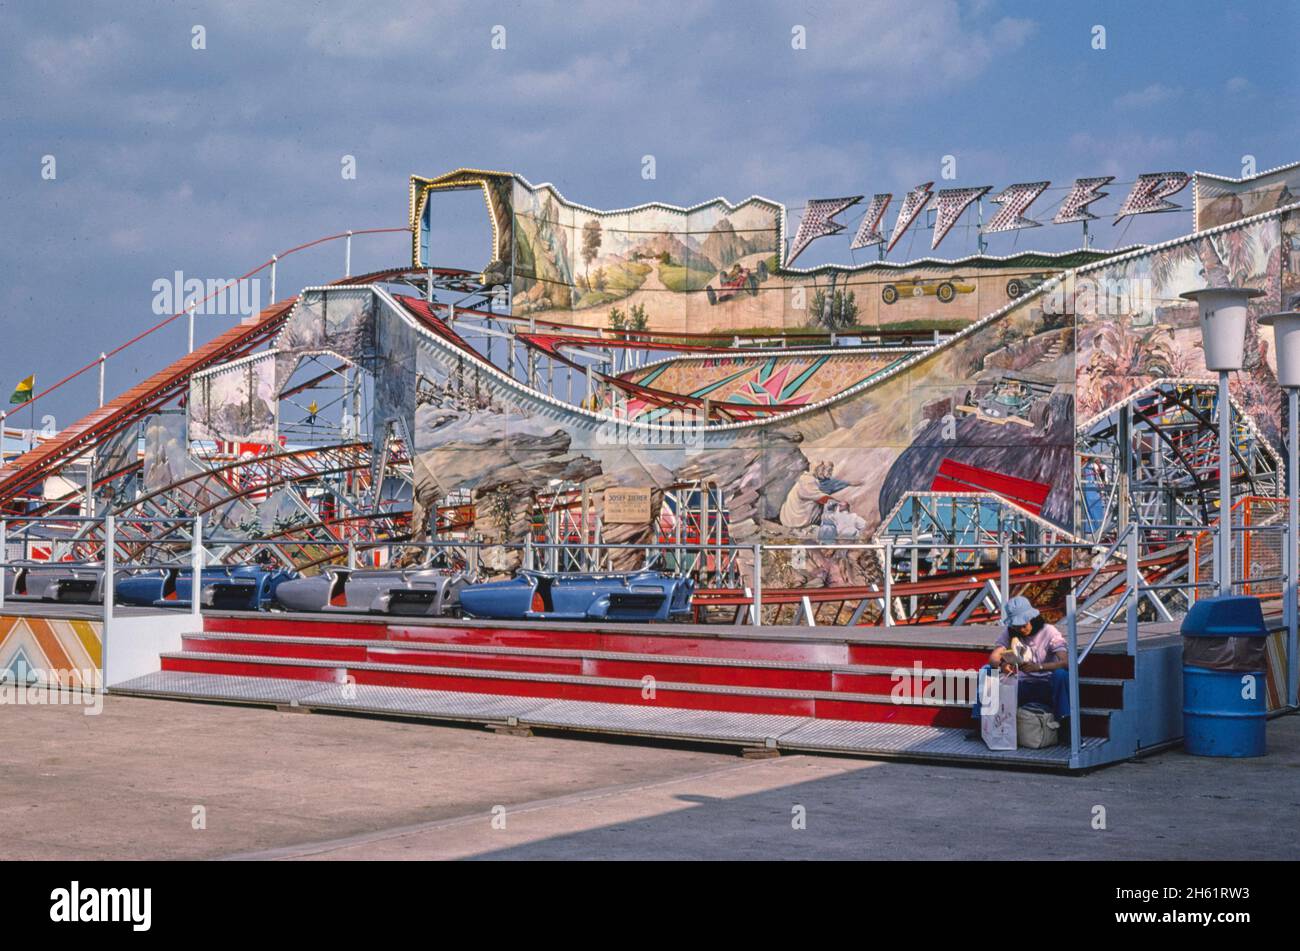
1288, 387, 1299, 708
882, 542, 893, 627
270, 255, 278, 305
102, 515, 115, 629
187, 301, 196, 354
345, 230, 353, 278
751, 543, 763, 628
84, 459, 95, 518
98, 353, 106, 407
191, 515, 203, 620
999, 538, 1010, 606
1219, 370, 1233, 596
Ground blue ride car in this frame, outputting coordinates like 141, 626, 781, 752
458, 570, 694, 623
114, 566, 296, 610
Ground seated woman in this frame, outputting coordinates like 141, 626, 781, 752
971, 596, 1071, 733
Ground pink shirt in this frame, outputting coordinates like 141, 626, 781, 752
995, 623, 1067, 682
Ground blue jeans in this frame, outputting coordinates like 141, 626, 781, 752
971, 666, 1071, 721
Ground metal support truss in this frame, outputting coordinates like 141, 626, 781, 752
1076, 379, 1282, 544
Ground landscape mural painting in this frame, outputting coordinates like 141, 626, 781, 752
414, 169, 1116, 338
509, 175, 1113, 336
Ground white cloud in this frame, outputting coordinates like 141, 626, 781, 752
791, 1, 1036, 95
1114, 83, 1182, 110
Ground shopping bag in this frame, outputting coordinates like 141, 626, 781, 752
979, 669, 1019, 751
1016, 706, 1059, 748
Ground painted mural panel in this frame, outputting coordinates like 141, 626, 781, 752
1283, 210, 1300, 311
373, 296, 418, 444
143, 412, 201, 493
510, 176, 1105, 338
272, 288, 375, 386
188, 353, 278, 444
407, 277, 1075, 566
1196, 165, 1300, 231
143, 411, 257, 528
1075, 213, 1285, 449
620, 351, 903, 422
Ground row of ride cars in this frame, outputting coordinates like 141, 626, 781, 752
3, 562, 695, 623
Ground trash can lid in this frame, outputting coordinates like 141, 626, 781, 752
1180, 596, 1268, 637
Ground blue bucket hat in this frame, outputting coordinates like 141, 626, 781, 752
1003, 595, 1040, 628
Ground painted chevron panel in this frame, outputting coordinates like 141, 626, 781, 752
0, 614, 102, 689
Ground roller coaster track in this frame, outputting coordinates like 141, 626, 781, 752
397, 295, 892, 421
0, 260, 469, 509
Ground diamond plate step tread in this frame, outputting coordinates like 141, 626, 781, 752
110, 670, 332, 705
776, 719, 1105, 763
110, 671, 1100, 768
515, 699, 807, 744
292, 682, 553, 723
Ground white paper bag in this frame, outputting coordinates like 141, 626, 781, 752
979, 669, 1019, 751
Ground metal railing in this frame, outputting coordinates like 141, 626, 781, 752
0, 514, 204, 625
1060, 518, 1295, 760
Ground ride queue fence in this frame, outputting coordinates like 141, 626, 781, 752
3, 516, 1293, 762
0, 515, 206, 626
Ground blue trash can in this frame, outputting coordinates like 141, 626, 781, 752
1181, 596, 1268, 757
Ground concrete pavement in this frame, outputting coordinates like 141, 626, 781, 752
2, 695, 1297, 860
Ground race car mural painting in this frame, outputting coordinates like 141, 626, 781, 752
880, 275, 976, 305
956, 376, 1055, 428
1005, 273, 1052, 299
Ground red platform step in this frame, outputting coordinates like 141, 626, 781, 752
164, 614, 1127, 739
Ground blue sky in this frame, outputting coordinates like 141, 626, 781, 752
1, 0, 1296, 426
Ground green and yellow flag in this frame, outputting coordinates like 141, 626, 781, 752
8, 374, 34, 405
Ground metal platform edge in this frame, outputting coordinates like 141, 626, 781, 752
109, 670, 1118, 771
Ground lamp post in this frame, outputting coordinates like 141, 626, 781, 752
1181, 287, 1264, 596
1260, 310, 1300, 708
